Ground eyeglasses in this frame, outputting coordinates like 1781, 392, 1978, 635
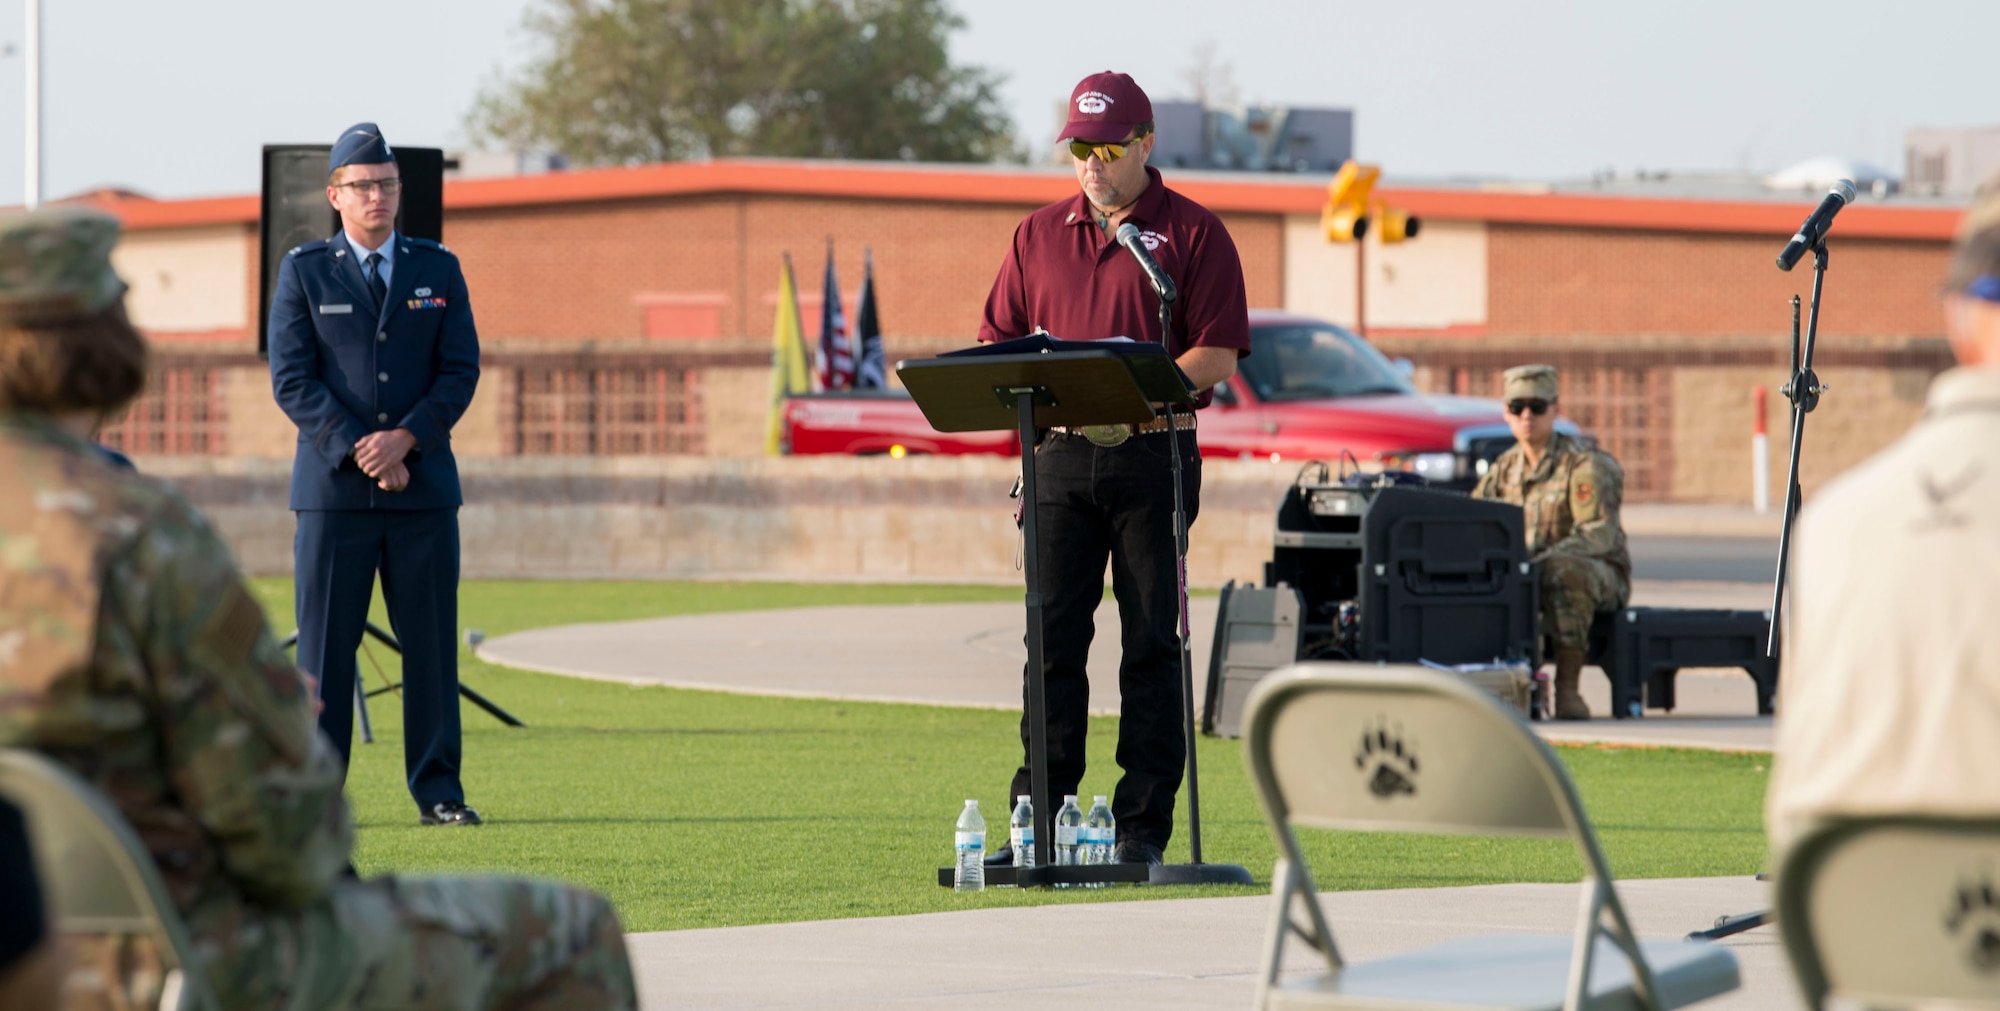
1068, 138, 1139, 162
333, 178, 403, 197
1505, 398, 1552, 417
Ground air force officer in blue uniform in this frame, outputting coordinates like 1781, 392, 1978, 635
268, 123, 483, 826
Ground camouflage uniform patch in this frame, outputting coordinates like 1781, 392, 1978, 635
1472, 432, 1632, 651
0, 415, 636, 1010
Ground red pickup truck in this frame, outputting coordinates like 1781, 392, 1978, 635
781, 311, 1570, 490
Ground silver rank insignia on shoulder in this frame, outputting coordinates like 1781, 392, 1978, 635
287, 245, 302, 255
334, 249, 346, 258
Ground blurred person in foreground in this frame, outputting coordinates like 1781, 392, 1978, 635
1765, 213, 2000, 853
1472, 364, 1631, 720
976, 70, 1250, 867
0, 206, 636, 1009
269, 122, 483, 827
0, 797, 63, 1008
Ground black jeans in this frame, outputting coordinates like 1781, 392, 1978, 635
1008, 428, 1201, 851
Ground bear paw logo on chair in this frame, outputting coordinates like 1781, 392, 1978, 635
1945, 874, 2000, 973
1355, 723, 1419, 799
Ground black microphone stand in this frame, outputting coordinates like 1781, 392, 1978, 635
1685, 241, 1834, 944
1149, 277, 1252, 887
1767, 243, 1830, 655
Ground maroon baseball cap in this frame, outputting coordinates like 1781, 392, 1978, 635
1057, 71, 1154, 144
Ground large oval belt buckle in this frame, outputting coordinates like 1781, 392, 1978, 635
1081, 424, 1131, 447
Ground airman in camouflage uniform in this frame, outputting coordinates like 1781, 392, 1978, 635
1472, 365, 1631, 720
0, 207, 638, 1010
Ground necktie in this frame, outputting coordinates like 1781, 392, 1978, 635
364, 252, 387, 312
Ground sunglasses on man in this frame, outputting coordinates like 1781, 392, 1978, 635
1068, 137, 1141, 162
1506, 398, 1553, 416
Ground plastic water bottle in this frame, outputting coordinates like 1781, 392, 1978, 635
1009, 795, 1036, 869
1084, 795, 1116, 887
954, 800, 985, 892
1054, 795, 1083, 884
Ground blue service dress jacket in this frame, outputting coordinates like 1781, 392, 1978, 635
268, 232, 480, 511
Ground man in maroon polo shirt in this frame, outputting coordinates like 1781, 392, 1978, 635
978, 70, 1250, 867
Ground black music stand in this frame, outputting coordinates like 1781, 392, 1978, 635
901, 337, 1250, 888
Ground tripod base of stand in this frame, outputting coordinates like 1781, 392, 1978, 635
1685, 909, 1768, 942
1148, 861, 1255, 886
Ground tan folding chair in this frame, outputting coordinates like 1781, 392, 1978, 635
1242, 663, 1739, 1010
0, 749, 219, 1010
1777, 816, 2000, 1010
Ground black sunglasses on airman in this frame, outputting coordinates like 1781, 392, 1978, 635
1505, 398, 1552, 416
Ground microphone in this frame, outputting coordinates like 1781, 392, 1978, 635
1115, 223, 1178, 303
1776, 179, 1858, 271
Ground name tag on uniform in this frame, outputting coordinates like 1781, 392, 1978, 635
318, 304, 353, 315
408, 297, 447, 310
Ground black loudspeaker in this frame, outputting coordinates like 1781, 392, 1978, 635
1268, 482, 1537, 666
1354, 487, 1536, 666
393, 147, 445, 244
257, 145, 445, 358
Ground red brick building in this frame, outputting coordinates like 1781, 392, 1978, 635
93, 158, 1965, 502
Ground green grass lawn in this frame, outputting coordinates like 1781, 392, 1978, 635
250, 578, 1771, 934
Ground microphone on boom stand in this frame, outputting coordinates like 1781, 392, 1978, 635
1115, 223, 1178, 303
1688, 176, 1860, 945
1776, 180, 1858, 272
1110, 221, 1248, 885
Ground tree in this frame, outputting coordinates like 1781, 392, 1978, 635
1180, 42, 1238, 109
468, 0, 1021, 165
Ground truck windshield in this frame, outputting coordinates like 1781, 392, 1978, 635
1239, 324, 1415, 401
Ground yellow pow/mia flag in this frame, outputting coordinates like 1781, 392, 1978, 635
764, 253, 813, 455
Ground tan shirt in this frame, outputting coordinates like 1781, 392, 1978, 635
1766, 367, 2000, 852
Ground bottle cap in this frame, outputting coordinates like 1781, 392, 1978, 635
1094, 795, 1107, 803
1017, 795, 1030, 803
965, 799, 978, 807
1064, 794, 1077, 802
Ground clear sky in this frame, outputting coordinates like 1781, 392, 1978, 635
0, 0, 1992, 201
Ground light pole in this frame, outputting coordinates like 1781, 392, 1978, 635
24, 0, 40, 209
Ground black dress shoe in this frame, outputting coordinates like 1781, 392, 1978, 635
984, 843, 1015, 867
420, 801, 483, 826
1113, 839, 1164, 866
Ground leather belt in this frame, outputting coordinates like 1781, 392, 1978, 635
1051, 412, 1197, 447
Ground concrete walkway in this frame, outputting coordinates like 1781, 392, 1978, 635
476, 579, 1792, 1009
626, 876, 1791, 1010
479, 578, 1777, 752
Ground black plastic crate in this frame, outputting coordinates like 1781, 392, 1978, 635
1607, 607, 1778, 718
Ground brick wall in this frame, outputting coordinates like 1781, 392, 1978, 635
1386, 335, 1955, 504
1217, 212, 1285, 309
1486, 225, 1952, 338
432, 192, 1290, 343
241, 224, 260, 344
